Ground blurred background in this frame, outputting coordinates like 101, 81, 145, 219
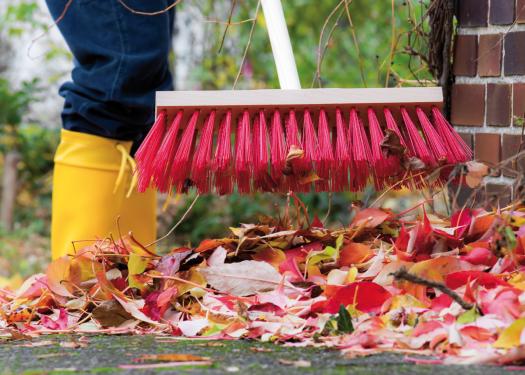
0, 0, 435, 280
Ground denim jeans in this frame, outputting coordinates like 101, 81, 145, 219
45, 0, 175, 148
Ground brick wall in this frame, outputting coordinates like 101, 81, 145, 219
452, 0, 525, 205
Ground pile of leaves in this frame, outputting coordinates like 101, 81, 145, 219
2, 201, 525, 367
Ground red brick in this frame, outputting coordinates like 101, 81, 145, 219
458, 133, 474, 151
501, 134, 525, 177
457, 0, 488, 27
514, 84, 525, 122
475, 133, 501, 172
486, 84, 511, 126
504, 32, 525, 75
518, 0, 525, 23
453, 35, 478, 76
478, 34, 502, 77
490, 0, 515, 25
485, 183, 512, 207
451, 84, 485, 126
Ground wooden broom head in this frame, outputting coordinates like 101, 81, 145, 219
156, 87, 443, 128
136, 87, 470, 194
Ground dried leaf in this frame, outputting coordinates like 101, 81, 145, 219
465, 161, 489, 188
200, 260, 290, 296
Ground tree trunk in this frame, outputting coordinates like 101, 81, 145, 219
1, 150, 21, 231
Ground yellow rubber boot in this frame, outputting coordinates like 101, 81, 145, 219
51, 129, 157, 259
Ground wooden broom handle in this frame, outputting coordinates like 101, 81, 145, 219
261, 0, 301, 90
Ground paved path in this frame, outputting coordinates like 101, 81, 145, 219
0, 335, 517, 374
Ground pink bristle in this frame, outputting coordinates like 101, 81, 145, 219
301, 109, 319, 192
270, 110, 287, 189
384, 108, 408, 148
170, 110, 199, 193
151, 111, 183, 193
253, 110, 269, 191
367, 108, 389, 190
348, 109, 372, 191
383, 108, 410, 188
191, 110, 216, 194
315, 109, 334, 192
401, 107, 434, 166
332, 108, 350, 192
416, 107, 448, 165
213, 111, 233, 195
432, 106, 472, 162
136, 111, 167, 192
234, 110, 253, 194
285, 110, 307, 192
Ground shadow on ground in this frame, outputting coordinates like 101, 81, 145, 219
0, 335, 515, 375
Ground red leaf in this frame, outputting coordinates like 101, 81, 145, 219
351, 208, 391, 229
322, 282, 391, 314
460, 247, 497, 267
446, 271, 510, 290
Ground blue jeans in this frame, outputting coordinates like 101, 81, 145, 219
45, 0, 175, 148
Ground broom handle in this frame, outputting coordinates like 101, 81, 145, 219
261, 0, 301, 90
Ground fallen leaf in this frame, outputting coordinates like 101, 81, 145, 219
494, 318, 525, 349
351, 208, 391, 229
322, 282, 391, 314
200, 260, 292, 296
465, 161, 489, 188
278, 359, 311, 367
134, 353, 210, 363
92, 300, 133, 327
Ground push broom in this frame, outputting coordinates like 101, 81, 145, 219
135, 0, 471, 195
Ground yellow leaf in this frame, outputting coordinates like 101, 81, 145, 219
128, 253, 148, 276
494, 318, 525, 349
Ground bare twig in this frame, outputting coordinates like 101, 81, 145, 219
217, 0, 237, 54
232, 1, 260, 89
146, 193, 200, 247
391, 267, 475, 311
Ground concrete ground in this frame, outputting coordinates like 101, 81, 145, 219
0, 335, 519, 375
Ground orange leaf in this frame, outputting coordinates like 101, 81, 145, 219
46, 257, 75, 298
195, 239, 231, 253
339, 242, 374, 266
252, 247, 286, 268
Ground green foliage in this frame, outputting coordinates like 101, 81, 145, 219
1, 1, 45, 36
191, 0, 432, 89
0, 78, 39, 131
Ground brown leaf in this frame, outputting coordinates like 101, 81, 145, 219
465, 161, 489, 188
134, 353, 210, 363
92, 300, 133, 327
283, 145, 305, 175
381, 129, 406, 158
403, 156, 426, 171
278, 359, 311, 367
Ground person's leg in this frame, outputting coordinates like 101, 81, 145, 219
46, 0, 174, 258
